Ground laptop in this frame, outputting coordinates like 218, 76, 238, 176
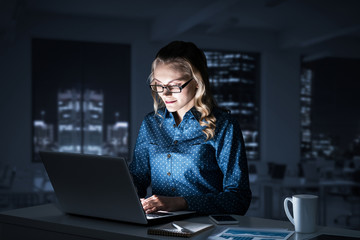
39, 151, 195, 225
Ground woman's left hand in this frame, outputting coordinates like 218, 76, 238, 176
141, 195, 188, 214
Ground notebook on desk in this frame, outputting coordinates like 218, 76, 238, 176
39, 151, 195, 225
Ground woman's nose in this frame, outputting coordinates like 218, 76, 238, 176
163, 88, 172, 95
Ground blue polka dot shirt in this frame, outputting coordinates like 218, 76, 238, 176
129, 107, 252, 215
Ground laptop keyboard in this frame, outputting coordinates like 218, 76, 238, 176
146, 212, 172, 219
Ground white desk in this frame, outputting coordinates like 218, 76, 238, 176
0, 204, 359, 240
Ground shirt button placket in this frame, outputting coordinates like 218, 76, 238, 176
170, 121, 179, 196
166, 153, 172, 186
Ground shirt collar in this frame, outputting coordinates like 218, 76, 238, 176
190, 107, 201, 121
160, 107, 201, 122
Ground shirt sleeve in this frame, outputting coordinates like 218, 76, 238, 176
129, 119, 151, 198
183, 116, 252, 215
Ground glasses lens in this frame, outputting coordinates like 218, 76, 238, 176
150, 85, 163, 92
156, 85, 164, 92
167, 85, 181, 93
150, 84, 183, 93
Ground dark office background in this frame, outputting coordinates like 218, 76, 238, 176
1, 0, 360, 230
32, 39, 131, 161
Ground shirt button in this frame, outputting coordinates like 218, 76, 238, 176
167, 153, 171, 158
167, 172, 171, 176
172, 188, 176, 192
174, 140, 178, 145
173, 124, 176, 128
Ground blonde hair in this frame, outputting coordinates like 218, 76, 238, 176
149, 41, 217, 140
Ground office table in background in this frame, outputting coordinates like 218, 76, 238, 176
0, 204, 359, 240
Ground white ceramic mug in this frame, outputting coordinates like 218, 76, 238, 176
283, 194, 318, 233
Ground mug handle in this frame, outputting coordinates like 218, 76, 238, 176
284, 197, 295, 225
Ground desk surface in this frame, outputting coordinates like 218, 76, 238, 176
0, 204, 359, 240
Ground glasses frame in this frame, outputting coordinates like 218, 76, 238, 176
149, 78, 193, 93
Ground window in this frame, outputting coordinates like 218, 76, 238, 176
204, 50, 260, 160
32, 39, 131, 162
300, 68, 313, 159
300, 57, 360, 163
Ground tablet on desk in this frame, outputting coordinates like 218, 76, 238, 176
308, 234, 360, 240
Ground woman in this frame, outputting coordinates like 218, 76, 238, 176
129, 41, 251, 215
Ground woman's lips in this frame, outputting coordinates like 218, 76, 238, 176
165, 100, 176, 104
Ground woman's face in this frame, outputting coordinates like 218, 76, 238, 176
153, 63, 197, 120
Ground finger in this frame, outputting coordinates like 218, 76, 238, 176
142, 199, 152, 211
142, 199, 156, 211
145, 206, 158, 214
142, 197, 162, 212
142, 195, 159, 205
148, 195, 159, 201
141, 198, 152, 207
142, 201, 150, 211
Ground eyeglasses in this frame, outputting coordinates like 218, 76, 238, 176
149, 78, 193, 93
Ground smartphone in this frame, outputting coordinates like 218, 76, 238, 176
209, 215, 239, 225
